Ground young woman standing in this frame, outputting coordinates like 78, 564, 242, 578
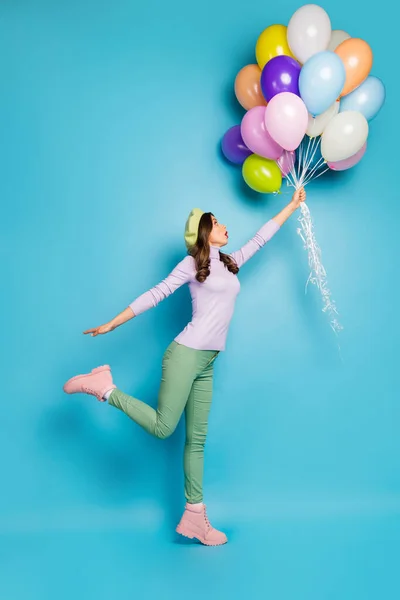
63, 186, 306, 546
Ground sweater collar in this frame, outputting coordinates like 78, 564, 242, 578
210, 245, 220, 260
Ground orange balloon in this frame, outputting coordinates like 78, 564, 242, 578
335, 38, 373, 97
234, 64, 267, 110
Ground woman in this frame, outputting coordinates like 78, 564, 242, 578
63, 186, 306, 546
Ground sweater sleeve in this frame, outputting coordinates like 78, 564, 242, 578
230, 219, 280, 268
129, 256, 194, 317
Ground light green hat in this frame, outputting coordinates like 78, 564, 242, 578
184, 208, 204, 249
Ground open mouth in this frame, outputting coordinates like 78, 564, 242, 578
225, 232, 228, 238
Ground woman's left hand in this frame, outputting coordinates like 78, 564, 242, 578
273, 185, 307, 227
291, 186, 306, 209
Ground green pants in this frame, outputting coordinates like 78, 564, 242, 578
108, 341, 219, 504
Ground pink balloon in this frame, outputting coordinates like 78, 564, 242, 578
241, 106, 283, 160
265, 92, 308, 151
328, 142, 367, 171
277, 150, 296, 177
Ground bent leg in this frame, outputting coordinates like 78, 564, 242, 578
109, 342, 197, 439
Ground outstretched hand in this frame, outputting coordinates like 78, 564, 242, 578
272, 185, 307, 227
83, 308, 135, 337
83, 323, 114, 337
291, 186, 306, 209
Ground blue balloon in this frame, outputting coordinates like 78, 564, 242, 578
340, 76, 386, 121
299, 51, 346, 117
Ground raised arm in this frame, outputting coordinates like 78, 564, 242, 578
230, 187, 305, 268
83, 256, 194, 337
230, 219, 280, 268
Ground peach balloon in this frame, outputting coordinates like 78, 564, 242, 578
335, 38, 373, 97
235, 64, 267, 110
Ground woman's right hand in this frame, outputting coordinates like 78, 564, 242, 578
83, 323, 114, 337
83, 308, 135, 337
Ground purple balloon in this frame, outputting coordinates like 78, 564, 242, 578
221, 125, 252, 165
261, 56, 301, 102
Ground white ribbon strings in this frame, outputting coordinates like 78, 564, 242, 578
285, 136, 342, 334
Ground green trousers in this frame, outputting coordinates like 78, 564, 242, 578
108, 341, 219, 504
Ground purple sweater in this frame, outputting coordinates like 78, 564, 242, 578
129, 219, 280, 351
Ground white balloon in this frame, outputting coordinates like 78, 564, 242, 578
327, 29, 351, 52
321, 111, 369, 162
307, 101, 340, 137
287, 4, 331, 64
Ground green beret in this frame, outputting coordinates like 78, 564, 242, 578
184, 208, 204, 249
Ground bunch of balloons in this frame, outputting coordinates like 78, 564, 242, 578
221, 4, 385, 194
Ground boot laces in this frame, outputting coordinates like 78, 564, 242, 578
203, 505, 211, 529
83, 386, 100, 399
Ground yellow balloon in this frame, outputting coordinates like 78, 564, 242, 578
242, 154, 282, 194
256, 24, 295, 69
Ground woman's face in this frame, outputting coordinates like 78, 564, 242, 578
209, 215, 228, 247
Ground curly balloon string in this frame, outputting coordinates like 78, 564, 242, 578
286, 136, 343, 335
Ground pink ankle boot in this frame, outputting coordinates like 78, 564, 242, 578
63, 365, 116, 402
176, 503, 227, 546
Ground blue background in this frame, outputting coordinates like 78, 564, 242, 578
0, 1, 398, 598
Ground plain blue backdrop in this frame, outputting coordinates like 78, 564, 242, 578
1, 1, 398, 598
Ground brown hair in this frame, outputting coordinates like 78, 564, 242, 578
188, 212, 239, 283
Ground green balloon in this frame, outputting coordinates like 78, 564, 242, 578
242, 154, 282, 193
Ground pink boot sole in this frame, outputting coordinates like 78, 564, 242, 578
175, 524, 228, 546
